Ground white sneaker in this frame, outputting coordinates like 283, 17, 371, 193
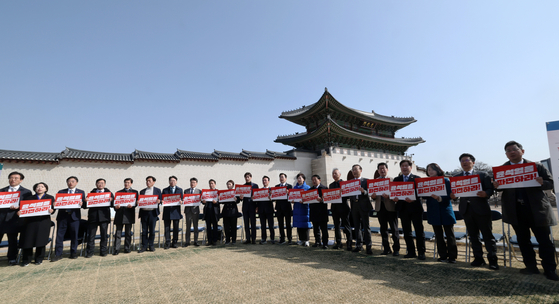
304, 241, 310, 247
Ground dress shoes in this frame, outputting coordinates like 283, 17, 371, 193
149, 247, 155, 252
206, 242, 212, 246
85, 253, 94, 258
21, 263, 29, 267
69, 253, 77, 259
100, 252, 107, 257
171, 243, 178, 248
352, 246, 363, 253
366, 248, 373, 255
50, 255, 61, 262
113, 250, 119, 256
332, 243, 341, 250
182, 244, 190, 248
322, 245, 328, 250
193, 242, 200, 247
312, 243, 321, 248
124, 249, 131, 254
346, 245, 353, 251
393, 251, 400, 257
380, 250, 392, 255
404, 253, 417, 258
287, 240, 294, 245
437, 258, 448, 262
259, 240, 267, 245
35, 261, 43, 265
8, 260, 17, 266
470, 258, 486, 267
270, 240, 276, 245
544, 270, 559, 281
164, 244, 170, 250
519, 267, 540, 275
489, 262, 499, 270
448, 259, 456, 264
418, 254, 426, 260
138, 248, 146, 253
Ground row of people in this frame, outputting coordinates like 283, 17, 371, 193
0, 141, 556, 281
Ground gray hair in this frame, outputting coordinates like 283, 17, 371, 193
332, 168, 340, 173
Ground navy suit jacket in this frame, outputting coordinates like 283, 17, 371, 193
139, 187, 162, 219
85, 188, 114, 223
0, 185, 32, 234
393, 174, 423, 214
114, 188, 138, 225
454, 171, 494, 217
56, 188, 86, 222
274, 183, 293, 214
309, 184, 329, 222
162, 186, 183, 220
349, 178, 373, 213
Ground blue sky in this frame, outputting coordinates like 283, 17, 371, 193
1, 1, 558, 173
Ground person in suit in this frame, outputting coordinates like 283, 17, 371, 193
0, 171, 32, 266
138, 176, 161, 253
274, 173, 293, 245
370, 163, 400, 256
393, 160, 425, 260
450, 153, 498, 270
52, 176, 85, 262
201, 179, 220, 245
329, 169, 352, 251
19, 182, 55, 266
221, 180, 240, 245
162, 176, 183, 249
350, 164, 374, 255
493, 141, 558, 281
309, 175, 329, 249
183, 177, 201, 247
241, 172, 259, 244
292, 173, 311, 247
424, 163, 457, 263
85, 178, 113, 258
113, 178, 138, 255
258, 176, 275, 244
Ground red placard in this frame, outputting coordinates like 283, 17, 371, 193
235, 185, 252, 197
162, 194, 181, 207
450, 175, 482, 197
271, 187, 288, 200
415, 176, 447, 197
0, 192, 21, 209
389, 181, 416, 201
183, 194, 201, 206
19, 199, 51, 217
138, 195, 159, 209
253, 188, 270, 202
340, 179, 361, 197
114, 192, 137, 207
218, 190, 236, 203
493, 163, 540, 189
367, 178, 390, 196
302, 189, 320, 204
288, 189, 303, 202
322, 188, 342, 204
86, 192, 112, 208
201, 189, 218, 202
54, 193, 83, 209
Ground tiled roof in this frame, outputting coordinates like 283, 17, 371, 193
0, 149, 59, 162
177, 149, 218, 161
60, 148, 134, 162
265, 149, 297, 159
212, 150, 248, 161
240, 150, 275, 160
133, 150, 180, 162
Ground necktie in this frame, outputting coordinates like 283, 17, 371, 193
97, 189, 101, 193
171, 187, 175, 194
465, 172, 470, 176
69, 189, 74, 194
404, 176, 408, 182
9, 187, 14, 192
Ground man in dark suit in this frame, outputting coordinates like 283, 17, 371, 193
450, 153, 498, 270
85, 178, 113, 258
393, 160, 425, 260
329, 169, 352, 251
202, 179, 221, 245
309, 175, 329, 249
138, 176, 161, 253
113, 178, 137, 255
258, 176, 275, 244
52, 176, 85, 262
162, 176, 183, 249
184, 177, 201, 247
371, 163, 400, 256
0, 171, 32, 265
350, 164, 374, 255
493, 141, 558, 281
275, 173, 293, 245
241, 172, 259, 244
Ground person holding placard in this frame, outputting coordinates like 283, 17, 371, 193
371, 163, 399, 256
113, 178, 138, 255
292, 173, 311, 247
309, 175, 329, 249
329, 169, 352, 251
184, 177, 201, 247
0, 171, 32, 266
258, 176, 275, 244
201, 179, 220, 245
52, 176, 85, 262
424, 163, 457, 263
241, 172, 259, 244
275, 173, 293, 245
493, 141, 558, 281
450, 153, 498, 270
162, 176, 183, 249
350, 164, 373, 255
221, 180, 240, 245
393, 160, 425, 260
18, 182, 54, 266
85, 178, 114, 258
138, 176, 162, 253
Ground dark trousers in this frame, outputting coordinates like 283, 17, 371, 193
352, 208, 372, 248
114, 224, 132, 252
87, 221, 109, 255
259, 212, 275, 241
276, 210, 292, 242
378, 205, 400, 252
205, 217, 219, 244
55, 217, 80, 256
0, 232, 18, 260
512, 223, 557, 271
312, 220, 329, 245
21, 246, 45, 264
243, 206, 257, 242
184, 209, 199, 244
332, 208, 352, 246
433, 224, 457, 260
297, 228, 310, 242
164, 220, 180, 245
401, 211, 425, 255
141, 214, 157, 249
223, 216, 237, 243
463, 211, 497, 261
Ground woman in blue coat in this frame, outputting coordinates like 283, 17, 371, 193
291, 173, 311, 247
425, 163, 457, 263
